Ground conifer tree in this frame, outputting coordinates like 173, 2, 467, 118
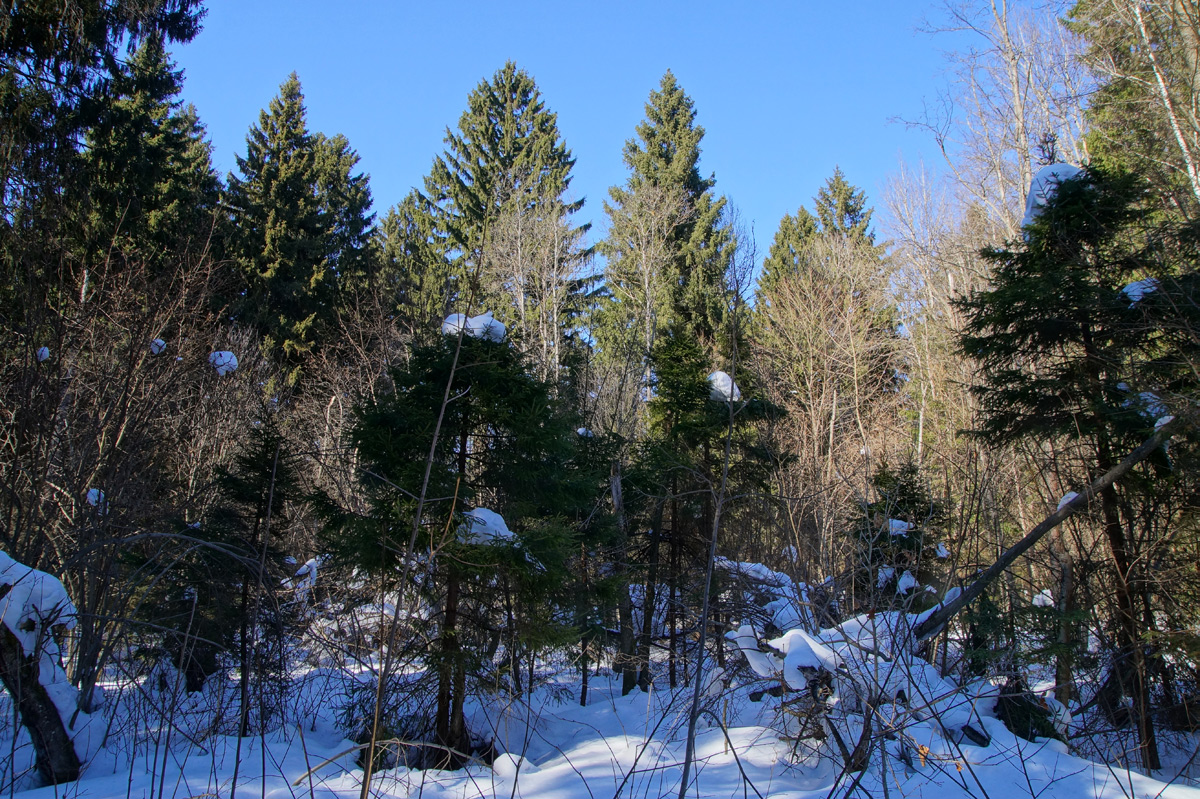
227, 74, 375, 380
344, 331, 589, 758
422, 61, 586, 329
81, 35, 221, 268
377, 190, 454, 344
600, 71, 731, 351
956, 165, 1200, 770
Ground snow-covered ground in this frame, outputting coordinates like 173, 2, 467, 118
5, 660, 1200, 799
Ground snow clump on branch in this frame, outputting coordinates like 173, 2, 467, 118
442, 311, 506, 342
708, 370, 741, 402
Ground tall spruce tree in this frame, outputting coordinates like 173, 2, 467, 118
600, 71, 731, 352
81, 35, 221, 268
227, 74, 375, 380
422, 62, 585, 328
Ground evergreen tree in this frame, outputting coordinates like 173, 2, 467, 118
422, 62, 585, 324
343, 330, 591, 758
1071, 1, 1200, 212
600, 71, 731, 350
81, 35, 221, 268
956, 165, 1200, 770
377, 190, 454, 343
227, 74, 376, 380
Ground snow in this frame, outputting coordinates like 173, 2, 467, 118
887, 517, 912, 536
1057, 491, 1079, 511
0, 552, 99, 764
1033, 588, 1054, 607
36, 346, 49, 362
1157, 414, 1175, 429
936, 541, 950, 558
895, 569, 918, 594
149, 338, 166, 355
442, 311, 506, 342
877, 565, 895, 588
459, 508, 516, 546
4, 601, 1199, 799
1123, 277, 1160, 307
287, 558, 319, 602
707, 370, 742, 402
730, 624, 781, 678
1022, 163, 1084, 228
85, 488, 106, 512
208, 350, 238, 375
575, 427, 594, 438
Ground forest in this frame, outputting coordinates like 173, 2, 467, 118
3, 2, 1200, 798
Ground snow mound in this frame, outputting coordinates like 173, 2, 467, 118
730, 624, 781, 678
708, 370, 741, 402
1022, 163, 1083, 228
0, 552, 76, 654
1122, 277, 1159, 307
149, 338, 166, 355
769, 628, 842, 690
895, 570, 918, 594
208, 350, 238, 375
442, 311, 506, 342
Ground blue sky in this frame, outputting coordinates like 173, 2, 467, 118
173, 1, 957, 262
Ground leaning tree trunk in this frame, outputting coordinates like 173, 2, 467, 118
0, 614, 81, 784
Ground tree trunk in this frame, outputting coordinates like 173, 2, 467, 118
611, 468, 637, 695
0, 610, 81, 785
637, 501, 665, 691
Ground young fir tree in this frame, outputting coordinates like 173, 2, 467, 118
956, 165, 1200, 771
227, 74, 375, 381
342, 329, 591, 760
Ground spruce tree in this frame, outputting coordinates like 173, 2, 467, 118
422, 62, 585, 322
343, 330, 589, 758
81, 35, 221, 268
377, 190, 454, 343
227, 74, 375, 380
601, 71, 731, 349
956, 165, 1200, 771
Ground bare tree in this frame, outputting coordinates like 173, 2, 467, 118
911, 0, 1091, 237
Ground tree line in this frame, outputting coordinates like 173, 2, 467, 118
2, 0, 1200, 786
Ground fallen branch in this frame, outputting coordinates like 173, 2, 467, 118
912, 419, 1178, 644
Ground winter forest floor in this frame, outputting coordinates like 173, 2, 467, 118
7, 658, 1200, 799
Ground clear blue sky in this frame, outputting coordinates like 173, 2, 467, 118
172, 1, 956, 263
